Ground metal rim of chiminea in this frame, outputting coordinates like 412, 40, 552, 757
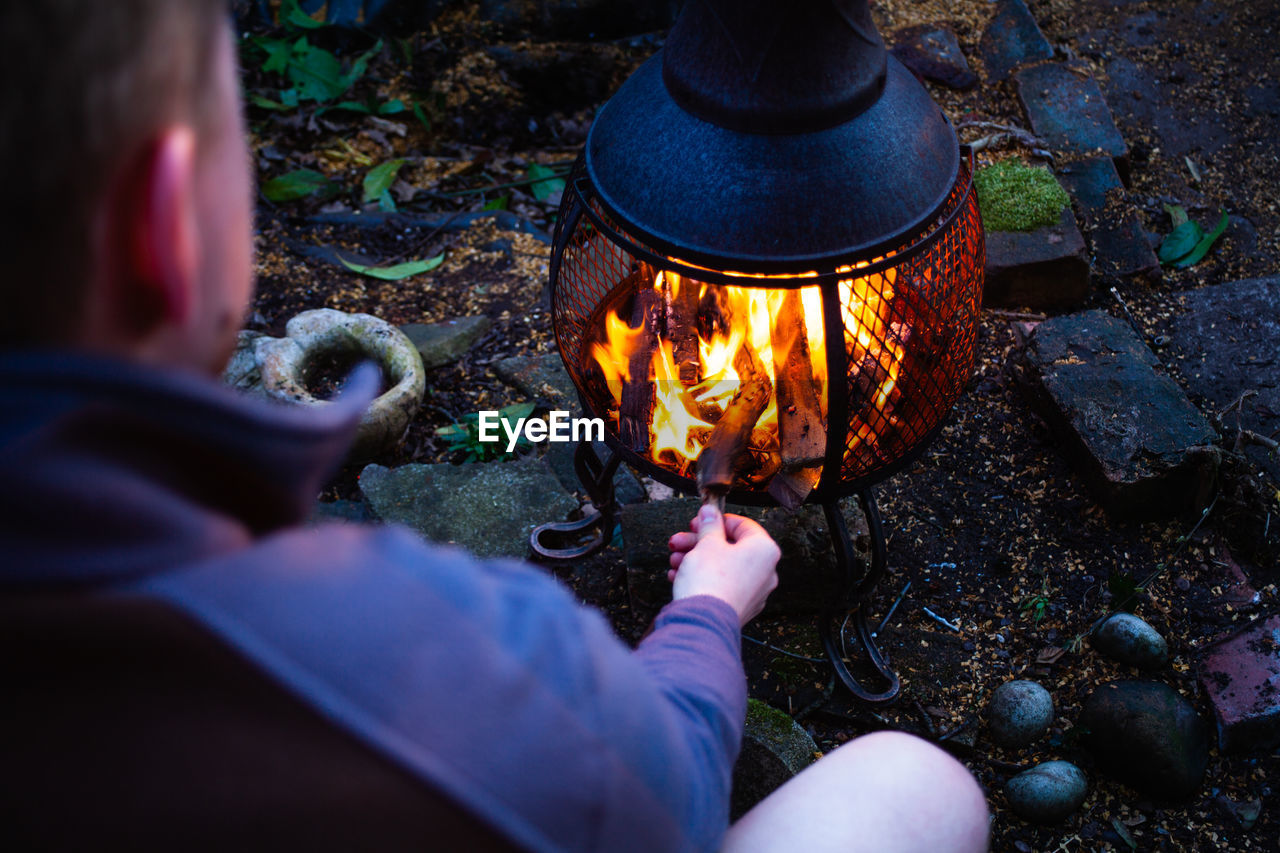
530, 0, 986, 704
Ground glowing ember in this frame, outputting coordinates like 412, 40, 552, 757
588, 261, 908, 493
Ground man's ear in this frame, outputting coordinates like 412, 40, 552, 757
112, 126, 199, 334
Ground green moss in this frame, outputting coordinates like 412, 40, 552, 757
745, 698, 797, 742
974, 160, 1070, 232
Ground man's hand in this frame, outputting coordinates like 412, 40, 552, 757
667, 504, 780, 626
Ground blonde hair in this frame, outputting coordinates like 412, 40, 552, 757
0, 0, 228, 347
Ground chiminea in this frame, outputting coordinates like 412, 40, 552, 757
532, 0, 984, 702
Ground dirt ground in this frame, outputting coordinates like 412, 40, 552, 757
241, 1, 1279, 849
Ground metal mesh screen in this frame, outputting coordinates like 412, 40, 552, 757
549, 156, 983, 501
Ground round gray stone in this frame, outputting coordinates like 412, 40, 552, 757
1006, 760, 1089, 823
987, 680, 1054, 748
1092, 612, 1168, 669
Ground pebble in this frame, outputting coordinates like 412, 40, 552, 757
1006, 761, 1089, 823
987, 680, 1054, 748
1091, 612, 1168, 669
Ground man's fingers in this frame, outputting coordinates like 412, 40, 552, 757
668, 531, 698, 553
669, 551, 686, 570
695, 504, 726, 542
721, 513, 767, 542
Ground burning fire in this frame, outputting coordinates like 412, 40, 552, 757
589, 262, 907, 494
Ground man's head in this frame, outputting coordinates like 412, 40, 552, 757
0, 0, 252, 375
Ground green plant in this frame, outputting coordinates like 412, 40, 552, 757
1019, 570, 1053, 622
1159, 204, 1228, 268
242, 0, 382, 110
1019, 592, 1051, 622
973, 160, 1070, 232
436, 403, 535, 462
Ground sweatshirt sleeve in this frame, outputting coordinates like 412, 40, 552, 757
143, 523, 748, 853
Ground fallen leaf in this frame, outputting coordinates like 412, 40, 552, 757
1158, 220, 1203, 263
1111, 817, 1137, 849
338, 253, 444, 280
363, 158, 406, 205
1174, 209, 1229, 268
526, 162, 566, 202
261, 168, 334, 202
1036, 646, 1066, 665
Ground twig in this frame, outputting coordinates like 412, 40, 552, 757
956, 120, 1052, 159
435, 166, 572, 198
914, 700, 938, 738
1109, 287, 1147, 342
922, 606, 961, 632
795, 675, 837, 723
986, 309, 1048, 322
741, 632, 826, 664
1236, 429, 1279, 453
1110, 495, 1220, 613
876, 580, 913, 636
1219, 389, 1258, 419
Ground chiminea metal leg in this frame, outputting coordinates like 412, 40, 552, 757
819, 488, 901, 703
530, 441, 621, 560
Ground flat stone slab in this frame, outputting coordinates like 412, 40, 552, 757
984, 206, 1091, 311
1199, 615, 1280, 753
1016, 63, 1130, 182
1015, 310, 1218, 518
400, 316, 490, 369
491, 353, 579, 409
1056, 156, 1159, 281
621, 498, 851, 616
359, 457, 578, 559
979, 0, 1054, 82
890, 25, 977, 90
1166, 277, 1280, 484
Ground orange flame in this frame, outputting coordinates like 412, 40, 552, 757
591, 262, 904, 486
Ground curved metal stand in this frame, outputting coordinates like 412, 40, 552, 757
530, 442, 621, 560
819, 489, 900, 703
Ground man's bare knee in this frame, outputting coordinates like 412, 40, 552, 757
726, 730, 990, 853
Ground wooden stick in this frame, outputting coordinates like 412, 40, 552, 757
769, 289, 826, 509
618, 286, 663, 453
662, 272, 702, 386
696, 341, 773, 506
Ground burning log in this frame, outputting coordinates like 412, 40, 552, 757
768, 289, 826, 509
680, 392, 724, 425
851, 353, 891, 413
619, 283, 665, 453
697, 283, 734, 340
662, 272, 702, 386
696, 342, 773, 506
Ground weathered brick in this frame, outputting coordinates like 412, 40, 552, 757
1016, 63, 1130, 183
1166, 277, 1280, 485
1057, 155, 1160, 281
1198, 615, 1280, 753
979, 0, 1054, 82
983, 206, 1091, 311
1014, 310, 1219, 518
